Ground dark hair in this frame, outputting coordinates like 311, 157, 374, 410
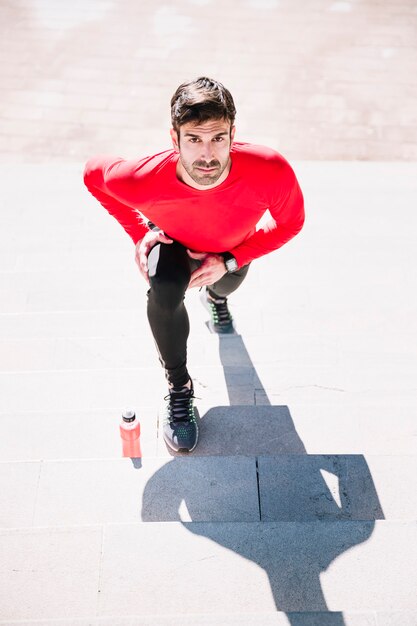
170, 76, 236, 131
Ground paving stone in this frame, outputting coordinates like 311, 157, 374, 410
0, 328, 323, 371
0, 310, 147, 340
99, 521, 274, 616
376, 613, 417, 626
140, 456, 259, 523
0, 335, 157, 372
0, 408, 157, 462
2, 311, 413, 377
321, 521, 417, 611
265, 397, 417, 455
193, 365, 256, 405
1, 0, 416, 164
0, 269, 145, 314
0, 611, 380, 625
2, 397, 415, 463
99, 521, 417, 614
158, 405, 306, 457
258, 455, 417, 521
0, 526, 102, 620
159, 395, 416, 457
0, 368, 163, 413
255, 357, 417, 396
12, 244, 130, 273
32, 457, 258, 526
0, 268, 140, 308
0, 151, 416, 623
0, 462, 40, 527
282, 615, 377, 626
0, 363, 258, 415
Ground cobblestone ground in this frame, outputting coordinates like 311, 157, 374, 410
0, 0, 416, 163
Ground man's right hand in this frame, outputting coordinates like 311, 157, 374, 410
135, 230, 173, 283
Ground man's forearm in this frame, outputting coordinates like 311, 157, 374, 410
84, 157, 148, 244
230, 216, 305, 267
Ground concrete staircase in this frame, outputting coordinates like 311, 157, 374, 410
0, 163, 416, 625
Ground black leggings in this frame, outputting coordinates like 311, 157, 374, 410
146, 240, 250, 388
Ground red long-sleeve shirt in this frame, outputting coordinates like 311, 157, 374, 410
83, 142, 304, 268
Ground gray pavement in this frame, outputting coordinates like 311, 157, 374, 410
0, 162, 416, 624
1, 1, 417, 623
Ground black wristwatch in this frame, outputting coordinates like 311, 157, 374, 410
222, 252, 238, 273
147, 221, 160, 232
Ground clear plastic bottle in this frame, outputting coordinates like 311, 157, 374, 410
120, 409, 141, 458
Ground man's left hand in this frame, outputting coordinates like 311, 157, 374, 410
187, 250, 226, 288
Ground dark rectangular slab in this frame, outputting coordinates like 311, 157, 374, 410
258, 455, 388, 521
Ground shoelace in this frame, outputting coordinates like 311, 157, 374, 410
164, 387, 195, 423
208, 296, 232, 325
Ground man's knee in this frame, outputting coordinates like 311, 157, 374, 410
147, 241, 191, 309
148, 273, 187, 310
210, 262, 250, 298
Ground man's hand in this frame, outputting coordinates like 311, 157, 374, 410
187, 250, 227, 288
135, 230, 173, 283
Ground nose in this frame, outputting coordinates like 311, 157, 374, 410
200, 141, 215, 161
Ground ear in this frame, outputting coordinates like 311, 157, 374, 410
230, 125, 236, 143
170, 128, 179, 152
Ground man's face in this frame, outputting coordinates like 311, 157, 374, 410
170, 119, 235, 188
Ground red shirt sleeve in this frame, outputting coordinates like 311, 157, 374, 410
83, 155, 148, 244
229, 161, 305, 268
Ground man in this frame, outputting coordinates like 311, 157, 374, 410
84, 76, 304, 454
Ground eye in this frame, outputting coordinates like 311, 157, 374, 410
214, 136, 224, 142
189, 137, 200, 143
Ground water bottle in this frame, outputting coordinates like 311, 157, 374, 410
120, 409, 141, 458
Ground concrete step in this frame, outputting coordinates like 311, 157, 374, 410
2, 299, 415, 342
1, 362, 416, 416
2, 611, 417, 625
1, 455, 416, 529
0, 366, 261, 413
1, 402, 416, 462
1, 267, 414, 342
1, 328, 415, 376
0, 521, 416, 620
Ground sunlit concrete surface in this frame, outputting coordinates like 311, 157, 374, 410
0, 160, 416, 623
1, 1, 417, 623
0, 0, 417, 162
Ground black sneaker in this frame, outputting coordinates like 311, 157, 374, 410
162, 383, 199, 453
201, 287, 235, 334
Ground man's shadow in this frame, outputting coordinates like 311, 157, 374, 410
141, 333, 384, 622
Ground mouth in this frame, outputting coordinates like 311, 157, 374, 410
195, 166, 218, 173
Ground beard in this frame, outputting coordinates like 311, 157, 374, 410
180, 156, 229, 186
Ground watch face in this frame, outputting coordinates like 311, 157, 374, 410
226, 258, 238, 272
